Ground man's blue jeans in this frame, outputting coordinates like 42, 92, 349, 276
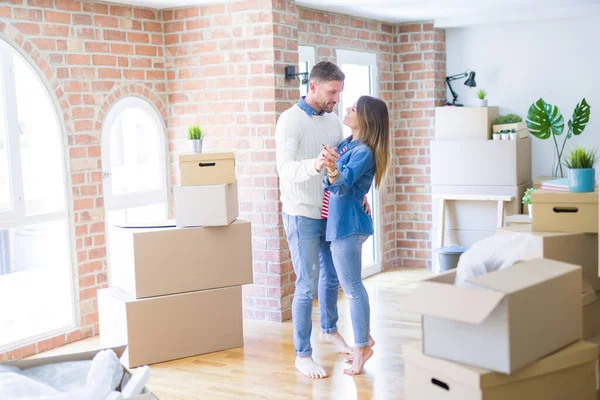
282, 213, 340, 357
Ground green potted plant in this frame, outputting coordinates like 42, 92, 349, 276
492, 131, 501, 141
526, 98, 591, 177
476, 89, 487, 107
509, 128, 517, 140
500, 129, 510, 140
493, 113, 524, 139
187, 124, 205, 153
563, 146, 597, 192
522, 187, 535, 218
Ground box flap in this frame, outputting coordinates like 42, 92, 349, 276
532, 190, 599, 205
402, 281, 506, 324
467, 258, 580, 294
403, 341, 597, 389
179, 151, 235, 162
113, 220, 176, 229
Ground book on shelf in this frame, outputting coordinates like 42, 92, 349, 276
540, 177, 569, 192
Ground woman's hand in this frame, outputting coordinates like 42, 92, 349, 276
323, 145, 340, 172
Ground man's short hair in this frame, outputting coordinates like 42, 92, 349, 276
309, 61, 345, 83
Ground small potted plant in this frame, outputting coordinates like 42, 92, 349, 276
522, 188, 535, 218
509, 128, 517, 140
564, 146, 597, 192
187, 124, 205, 153
475, 89, 487, 107
500, 129, 510, 140
492, 131, 501, 140
493, 113, 524, 139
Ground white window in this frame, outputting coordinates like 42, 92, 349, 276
298, 46, 316, 97
101, 97, 169, 285
0, 40, 74, 350
335, 49, 382, 278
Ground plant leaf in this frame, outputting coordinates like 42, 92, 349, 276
571, 98, 591, 136
526, 98, 564, 139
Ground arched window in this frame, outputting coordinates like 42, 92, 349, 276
0, 40, 74, 349
101, 97, 169, 284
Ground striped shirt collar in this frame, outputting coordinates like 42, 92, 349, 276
298, 96, 325, 116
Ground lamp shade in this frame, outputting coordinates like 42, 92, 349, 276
464, 71, 477, 87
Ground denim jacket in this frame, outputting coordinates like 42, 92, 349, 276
323, 136, 375, 241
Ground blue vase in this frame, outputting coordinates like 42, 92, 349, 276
568, 168, 595, 193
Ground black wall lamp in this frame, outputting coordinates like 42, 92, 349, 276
285, 65, 309, 85
446, 70, 477, 106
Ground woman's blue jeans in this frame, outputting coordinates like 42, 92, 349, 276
282, 213, 340, 357
331, 234, 370, 347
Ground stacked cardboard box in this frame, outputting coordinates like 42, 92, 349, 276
431, 107, 532, 271
99, 151, 252, 368
401, 258, 598, 399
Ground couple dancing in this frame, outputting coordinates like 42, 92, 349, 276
275, 61, 390, 378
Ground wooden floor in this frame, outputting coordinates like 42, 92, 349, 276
32, 267, 430, 399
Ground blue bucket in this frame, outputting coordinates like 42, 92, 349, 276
437, 245, 467, 272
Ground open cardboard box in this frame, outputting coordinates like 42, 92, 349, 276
402, 258, 582, 373
403, 340, 597, 400
2, 346, 156, 399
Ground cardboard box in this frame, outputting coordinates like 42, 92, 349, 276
174, 182, 238, 227
179, 151, 236, 186
432, 183, 530, 231
533, 175, 555, 189
402, 340, 597, 400
109, 219, 252, 299
3, 346, 156, 399
531, 190, 598, 233
99, 286, 243, 368
434, 106, 499, 140
496, 224, 600, 290
492, 121, 529, 139
402, 258, 582, 373
431, 138, 532, 186
583, 290, 600, 340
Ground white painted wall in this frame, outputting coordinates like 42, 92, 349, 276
446, 15, 600, 181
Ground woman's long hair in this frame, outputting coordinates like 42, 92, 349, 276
356, 95, 390, 188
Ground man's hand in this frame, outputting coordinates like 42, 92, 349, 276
314, 149, 326, 172
323, 145, 340, 172
362, 195, 372, 216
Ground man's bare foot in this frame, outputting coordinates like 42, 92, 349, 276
344, 347, 373, 375
320, 331, 352, 354
295, 356, 328, 379
344, 335, 375, 363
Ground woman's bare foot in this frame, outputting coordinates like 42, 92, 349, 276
344, 335, 375, 363
344, 346, 373, 375
295, 356, 328, 379
320, 331, 352, 354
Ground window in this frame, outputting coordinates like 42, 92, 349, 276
335, 49, 382, 278
0, 40, 74, 349
298, 46, 316, 97
101, 97, 169, 286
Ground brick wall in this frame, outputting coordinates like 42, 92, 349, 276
0, 0, 446, 359
0, 0, 167, 360
393, 23, 446, 269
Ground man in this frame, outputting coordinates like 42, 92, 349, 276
275, 61, 359, 379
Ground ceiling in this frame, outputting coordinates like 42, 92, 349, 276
102, 0, 600, 26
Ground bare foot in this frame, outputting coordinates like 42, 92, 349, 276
320, 331, 352, 354
295, 356, 328, 379
344, 347, 373, 375
344, 335, 375, 363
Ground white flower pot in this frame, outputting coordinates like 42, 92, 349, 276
501, 133, 509, 140
492, 133, 501, 141
528, 205, 533, 218
509, 133, 517, 140
475, 99, 488, 107
189, 139, 203, 153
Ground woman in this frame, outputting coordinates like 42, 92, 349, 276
321, 95, 390, 375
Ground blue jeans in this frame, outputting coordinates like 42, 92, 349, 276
331, 234, 370, 347
282, 213, 340, 357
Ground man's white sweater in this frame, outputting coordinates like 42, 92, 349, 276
275, 104, 343, 219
